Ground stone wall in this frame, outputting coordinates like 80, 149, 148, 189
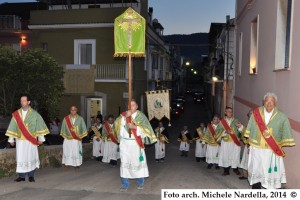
0, 143, 92, 178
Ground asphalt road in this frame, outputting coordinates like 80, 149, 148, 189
0, 96, 250, 200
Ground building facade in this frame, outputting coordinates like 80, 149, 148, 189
0, 2, 47, 53
235, 0, 299, 188
27, 0, 170, 127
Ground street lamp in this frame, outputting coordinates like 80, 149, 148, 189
212, 76, 218, 82
185, 61, 190, 66
191, 68, 194, 71
194, 71, 197, 75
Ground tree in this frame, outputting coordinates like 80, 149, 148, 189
0, 46, 64, 122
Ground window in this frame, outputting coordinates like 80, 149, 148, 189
41, 42, 48, 52
238, 32, 243, 76
275, 0, 292, 69
74, 39, 96, 65
249, 16, 258, 74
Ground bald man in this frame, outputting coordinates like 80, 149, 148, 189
60, 106, 88, 170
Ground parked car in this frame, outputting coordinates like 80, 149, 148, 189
193, 92, 205, 103
171, 102, 181, 117
172, 100, 185, 111
177, 95, 186, 103
185, 89, 192, 95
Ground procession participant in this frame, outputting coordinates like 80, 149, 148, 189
154, 121, 169, 163
216, 107, 243, 176
60, 106, 87, 170
178, 126, 192, 157
245, 92, 295, 189
90, 117, 103, 161
202, 114, 220, 169
114, 99, 157, 191
6, 94, 49, 182
239, 110, 252, 180
102, 115, 119, 166
193, 122, 207, 162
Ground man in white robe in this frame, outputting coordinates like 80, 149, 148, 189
6, 94, 49, 182
216, 107, 243, 176
60, 106, 87, 170
178, 126, 192, 157
102, 115, 119, 166
202, 114, 220, 169
114, 100, 157, 191
245, 93, 295, 189
239, 110, 252, 180
194, 123, 207, 162
154, 121, 169, 162
90, 117, 103, 161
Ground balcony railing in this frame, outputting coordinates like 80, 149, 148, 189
95, 64, 127, 82
0, 15, 21, 30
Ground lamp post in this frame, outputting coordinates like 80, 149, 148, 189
210, 58, 217, 96
183, 60, 190, 93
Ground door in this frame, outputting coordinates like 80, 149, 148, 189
86, 98, 103, 128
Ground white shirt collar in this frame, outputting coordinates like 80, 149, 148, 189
264, 107, 274, 124
225, 117, 233, 124
131, 111, 138, 119
95, 123, 102, 129
71, 115, 77, 125
21, 109, 28, 121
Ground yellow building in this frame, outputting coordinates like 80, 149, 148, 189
29, 0, 171, 127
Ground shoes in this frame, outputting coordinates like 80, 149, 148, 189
120, 187, 127, 192
207, 164, 213, 169
239, 176, 247, 180
233, 169, 241, 175
14, 177, 25, 182
222, 172, 230, 176
29, 177, 35, 182
215, 165, 220, 170
252, 182, 262, 189
137, 186, 144, 190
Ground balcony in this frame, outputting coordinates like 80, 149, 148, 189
95, 64, 127, 82
0, 15, 21, 31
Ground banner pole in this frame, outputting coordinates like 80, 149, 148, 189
128, 52, 132, 110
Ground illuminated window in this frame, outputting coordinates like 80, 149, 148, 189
250, 16, 258, 74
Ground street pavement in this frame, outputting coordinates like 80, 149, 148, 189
0, 96, 250, 200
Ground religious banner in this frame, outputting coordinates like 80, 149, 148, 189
146, 90, 170, 121
114, 7, 146, 57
